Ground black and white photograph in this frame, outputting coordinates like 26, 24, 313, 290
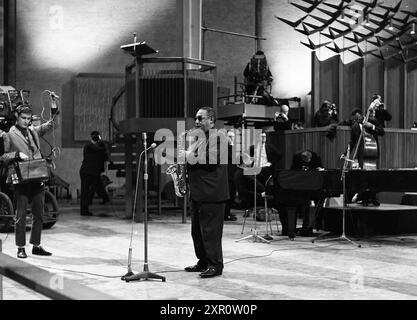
1, 0, 417, 307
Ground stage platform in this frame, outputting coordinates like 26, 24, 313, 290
2, 201, 417, 300
322, 203, 417, 237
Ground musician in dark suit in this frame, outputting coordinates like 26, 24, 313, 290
350, 106, 385, 206
350, 107, 384, 169
277, 150, 323, 239
0, 105, 57, 258
184, 107, 229, 278
291, 150, 322, 171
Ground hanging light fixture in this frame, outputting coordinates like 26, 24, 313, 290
411, 22, 416, 35
388, 20, 394, 30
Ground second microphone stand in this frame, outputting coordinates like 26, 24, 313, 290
124, 133, 166, 282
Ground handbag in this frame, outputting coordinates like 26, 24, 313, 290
8, 159, 52, 184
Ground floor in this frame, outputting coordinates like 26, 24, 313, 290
2, 200, 417, 300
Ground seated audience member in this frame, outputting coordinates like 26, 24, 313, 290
273, 105, 292, 131
314, 100, 339, 127
277, 150, 323, 239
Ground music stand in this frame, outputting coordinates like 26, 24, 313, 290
236, 136, 270, 244
120, 41, 159, 57
312, 146, 361, 248
120, 34, 158, 120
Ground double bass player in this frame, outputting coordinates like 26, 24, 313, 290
349, 97, 385, 206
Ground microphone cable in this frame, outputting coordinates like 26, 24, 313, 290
39, 90, 61, 159
32, 239, 378, 280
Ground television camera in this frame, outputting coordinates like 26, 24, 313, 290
0, 86, 32, 132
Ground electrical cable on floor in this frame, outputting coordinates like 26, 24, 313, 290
34, 264, 124, 279
30, 240, 372, 279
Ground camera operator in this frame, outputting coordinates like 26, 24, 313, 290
370, 94, 391, 128
314, 100, 339, 127
0, 105, 58, 258
273, 105, 292, 131
79, 131, 110, 216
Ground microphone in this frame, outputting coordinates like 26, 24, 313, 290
140, 143, 156, 156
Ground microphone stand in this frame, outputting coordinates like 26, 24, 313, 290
312, 145, 361, 248
124, 132, 166, 282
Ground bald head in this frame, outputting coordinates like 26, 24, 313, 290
281, 105, 289, 115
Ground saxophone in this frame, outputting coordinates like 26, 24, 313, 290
166, 129, 192, 197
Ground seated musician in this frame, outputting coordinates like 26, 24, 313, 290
350, 106, 385, 206
277, 150, 323, 238
234, 132, 281, 221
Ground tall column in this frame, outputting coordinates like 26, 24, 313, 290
177, 0, 202, 59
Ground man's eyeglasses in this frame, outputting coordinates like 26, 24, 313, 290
195, 115, 209, 122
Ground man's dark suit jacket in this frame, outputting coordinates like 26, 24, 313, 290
80, 141, 108, 176
374, 109, 392, 128
187, 129, 230, 203
273, 118, 292, 132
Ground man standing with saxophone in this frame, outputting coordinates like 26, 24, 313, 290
184, 107, 229, 278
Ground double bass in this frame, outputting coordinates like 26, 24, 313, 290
350, 100, 380, 170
